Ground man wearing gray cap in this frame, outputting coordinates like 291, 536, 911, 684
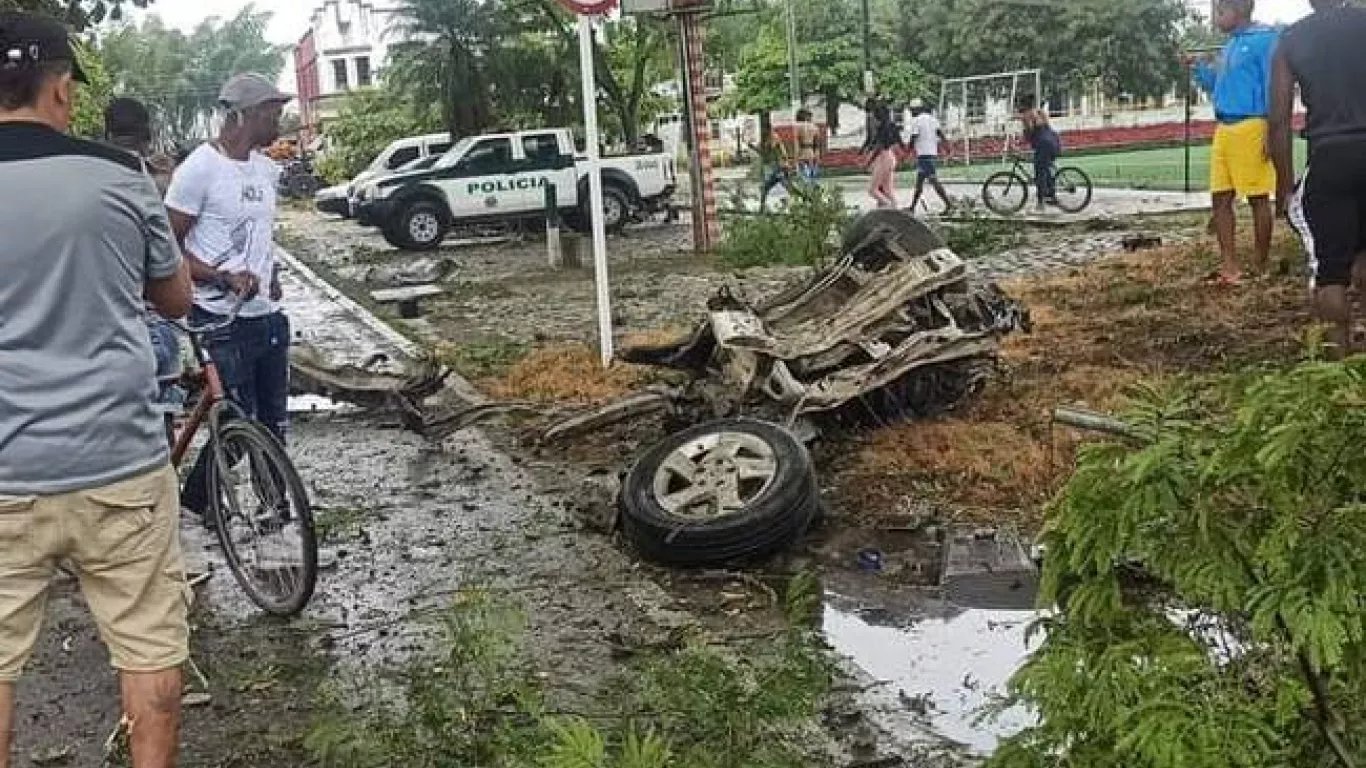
166, 74, 293, 518
0, 11, 192, 768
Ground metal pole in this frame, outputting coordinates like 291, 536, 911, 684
577, 14, 614, 366
861, 0, 873, 95
785, 0, 801, 108
963, 80, 971, 166
1184, 61, 1193, 194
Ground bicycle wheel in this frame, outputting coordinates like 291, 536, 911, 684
208, 420, 318, 616
982, 172, 1029, 216
1052, 166, 1093, 213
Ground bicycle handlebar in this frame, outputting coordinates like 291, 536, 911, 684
167, 294, 249, 336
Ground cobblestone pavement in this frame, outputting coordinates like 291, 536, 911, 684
276, 209, 1194, 348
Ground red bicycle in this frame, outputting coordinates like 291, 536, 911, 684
168, 301, 318, 617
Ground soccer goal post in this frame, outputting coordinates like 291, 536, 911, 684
938, 69, 1043, 166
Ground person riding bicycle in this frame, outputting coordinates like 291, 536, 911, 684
1017, 97, 1062, 210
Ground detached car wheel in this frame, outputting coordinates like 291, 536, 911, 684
620, 419, 819, 566
841, 209, 944, 258
397, 200, 448, 251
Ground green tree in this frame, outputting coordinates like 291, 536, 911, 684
387, 0, 502, 137
101, 6, 284, 143
599, 17, 672, 146
898, 0, 1188, 102
314, 85, 441, 183
991, 361, 1366, 767
0, 0, 148, 29
69, 41, 111, 137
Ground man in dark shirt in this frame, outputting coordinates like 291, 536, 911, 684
1271, 0, 1366, 356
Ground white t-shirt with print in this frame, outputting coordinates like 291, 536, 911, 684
165, 144, 281, 318
910, 113, 941, 158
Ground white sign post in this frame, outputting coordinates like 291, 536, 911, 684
576, 14, 615, 367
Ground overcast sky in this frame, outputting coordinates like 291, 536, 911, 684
134, 0, 1316, 46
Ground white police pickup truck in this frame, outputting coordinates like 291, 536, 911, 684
354, 128, 677, 251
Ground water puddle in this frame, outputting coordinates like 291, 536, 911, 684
823, 592, 1038, 753
814, 525, 1042, 755
287, 394, 357, 414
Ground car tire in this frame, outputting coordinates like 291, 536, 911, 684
841, 208, 945, 257
619, 419, 819, 566
396, 200, 449, 251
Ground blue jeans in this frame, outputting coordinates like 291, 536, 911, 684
182, 309, 291, 515
1032, 132, 1062, 202
146, 316, 186, 413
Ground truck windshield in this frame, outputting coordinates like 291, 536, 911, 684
434, 137, 477, 169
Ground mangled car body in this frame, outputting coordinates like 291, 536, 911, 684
612, 211, 1029, 430
300, 211, 1029, 565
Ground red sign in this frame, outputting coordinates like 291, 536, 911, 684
555, 0, 618, 15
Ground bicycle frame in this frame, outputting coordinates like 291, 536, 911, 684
170, 334, 226, 467
168, 304, 249, 469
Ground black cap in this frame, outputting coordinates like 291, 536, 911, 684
0, 12, 87, 84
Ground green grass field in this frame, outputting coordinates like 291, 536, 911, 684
931, 140, 1309, 192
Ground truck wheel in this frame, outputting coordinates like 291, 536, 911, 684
577, 186, 631, 234
380, 224, 406, 250
619, 419, 820, 566
397, 200, 448, 251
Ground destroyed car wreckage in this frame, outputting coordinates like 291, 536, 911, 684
293, 211, 1030, 565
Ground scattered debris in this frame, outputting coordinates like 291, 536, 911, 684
29, 744, 74, 765
940, 528, 1038, 610
1121, 233, 1163, 252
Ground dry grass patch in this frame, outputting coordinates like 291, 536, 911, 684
487, 343, 656, 404
829, 233, 1313, 531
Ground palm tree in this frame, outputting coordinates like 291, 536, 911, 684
387, 0, 504, 137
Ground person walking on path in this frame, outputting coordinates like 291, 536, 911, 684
907, 98, 953, 214
0, 13, 193, 767
165, 73, 293, 519
756, 123, 795, 211
863, 101, 903, 209
794, 108, 823, 182
1270, 0, 1366, 356
1189, 0, 1280, 286
1016, 98, 1063, 212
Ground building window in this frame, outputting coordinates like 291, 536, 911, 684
356, 56, 372, 88
332, 59, 349, 91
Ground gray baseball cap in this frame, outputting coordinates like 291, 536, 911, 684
218, 72, 293, 111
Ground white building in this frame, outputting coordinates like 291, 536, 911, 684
292, 0, 401, 141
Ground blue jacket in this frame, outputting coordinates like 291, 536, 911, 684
1194, 24, 1280, 121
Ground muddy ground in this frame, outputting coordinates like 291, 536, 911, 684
19, 205, 1297, 765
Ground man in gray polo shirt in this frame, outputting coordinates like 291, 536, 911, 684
0, 13, 192, 768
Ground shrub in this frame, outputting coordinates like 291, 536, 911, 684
719, 184, 850, 268
990, 359, 1366, 767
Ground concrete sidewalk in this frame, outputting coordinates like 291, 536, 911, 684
686, 171, 1211, 223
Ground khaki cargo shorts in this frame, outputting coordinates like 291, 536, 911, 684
0, 465, 190, 680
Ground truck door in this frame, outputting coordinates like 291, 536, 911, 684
516, 132, 577, 214
437, 137, 516, 219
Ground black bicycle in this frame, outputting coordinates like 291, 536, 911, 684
981, 156, 1093, 216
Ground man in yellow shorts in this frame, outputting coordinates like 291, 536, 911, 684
0, 13, 193, 767
1191, 0, 1280, 284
